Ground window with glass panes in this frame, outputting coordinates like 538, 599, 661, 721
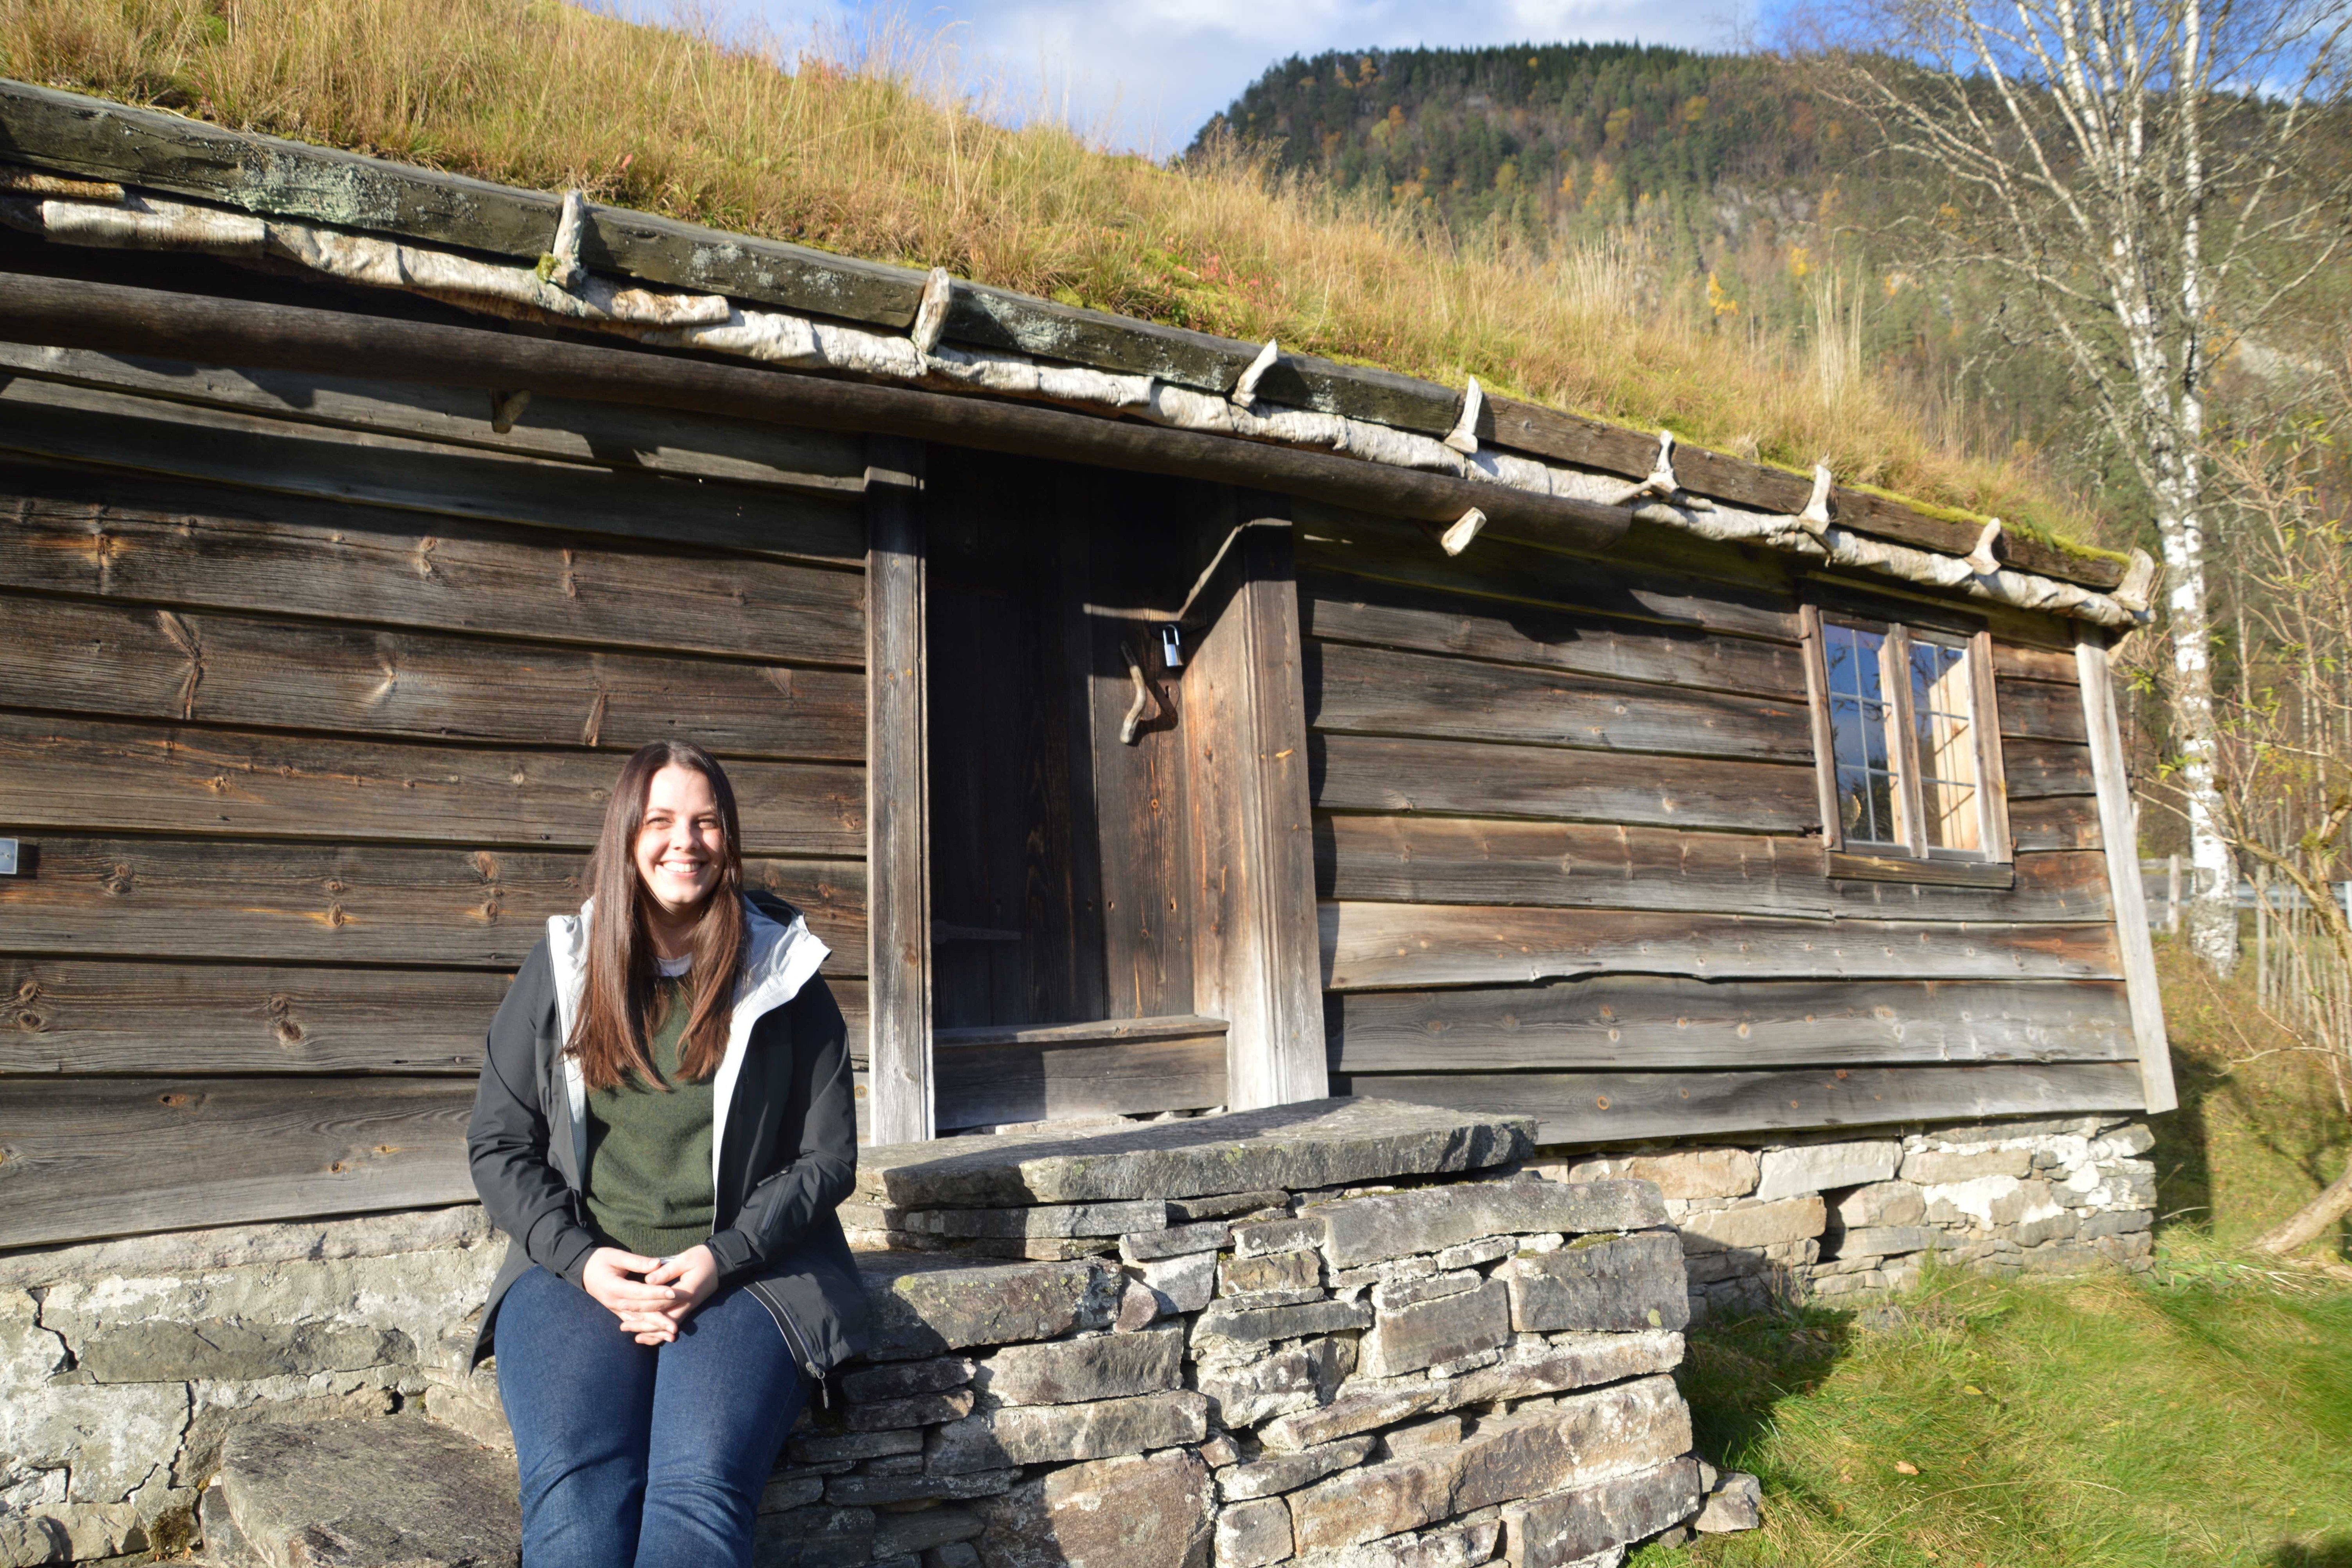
1806, 609, 2009, 864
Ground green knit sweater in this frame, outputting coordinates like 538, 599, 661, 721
583, 973, 716, 1260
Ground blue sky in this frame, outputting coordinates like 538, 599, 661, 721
737, 1, 1748, 155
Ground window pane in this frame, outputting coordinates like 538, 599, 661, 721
1825, 626, 1902, 844
1911, 640, 1983, 851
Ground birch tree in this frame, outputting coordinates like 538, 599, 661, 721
1818, 0, 2352, 975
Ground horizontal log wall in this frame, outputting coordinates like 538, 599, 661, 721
0, 355, 873, 1248
1295, 503, 2135, 1145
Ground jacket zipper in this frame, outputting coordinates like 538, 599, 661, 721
746, 1274, 830, 1409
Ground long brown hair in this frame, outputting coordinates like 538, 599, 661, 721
568, 742, 748, 1092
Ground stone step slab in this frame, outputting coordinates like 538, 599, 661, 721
842, 1356, 979, 1405
1496, 1233, 1690, 1334
1254, 1330, 1681, 1455
757, 1505, 877, 1568
1193, 1298, 1372, 1354
859, 1253, 1120, 1359
972, 1324, 1185, 1406
1753, 1141, 1901, 1201
1217, 1436, 1378, 1503
1304, 1178, 1667, 1271
1285, 1376, 1690, 1554
1356, 1278, 1511, 1380
905, 1201, 1171, 1239
859, 1100, 1531, 1209
973, 1450, 1215, 1568
206, 1416, 519, 1568
1215, 1496, 1294, 1568
929, 1391, 1209, 1472
1198, 1338, 1355, 1429
1500, 1457, 1702, 1568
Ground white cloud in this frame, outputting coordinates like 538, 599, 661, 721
734, 0, 1741, 154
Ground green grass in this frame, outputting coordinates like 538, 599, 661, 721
1636, 946, 2352, 1568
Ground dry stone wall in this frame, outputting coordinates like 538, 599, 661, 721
0, 1099, 1759, 1568
1547, 1114, 2157, 1319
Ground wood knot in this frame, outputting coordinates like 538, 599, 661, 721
328, 1161, 350, 1174
476, 898, 502, 924
323, 878, 349, 896
103, 864, 135, 896
157, 1092, 192, 1108
325, 903, 349, 928
14, 980, 39, 1004
1594, 1095, 1611, 1110
274, 1020, 306, 1045
17, 1011, 47, 1033
471, 851, 500, 881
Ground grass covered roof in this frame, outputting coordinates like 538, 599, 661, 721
1, 0, 2108, 548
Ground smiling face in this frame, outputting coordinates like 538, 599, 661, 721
632, 763, 726, 922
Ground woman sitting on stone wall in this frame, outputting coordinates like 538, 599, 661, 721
464, 739, 868, 1568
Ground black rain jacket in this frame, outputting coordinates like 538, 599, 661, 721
464, 892, 869, 1381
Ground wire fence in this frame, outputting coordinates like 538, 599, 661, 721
2146, 857, 2352, 1106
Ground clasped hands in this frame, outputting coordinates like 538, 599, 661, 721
581, 1244, 721, 1345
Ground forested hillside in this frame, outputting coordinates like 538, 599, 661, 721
1190, 43, 1834, 260
1189, 43, 2099, 532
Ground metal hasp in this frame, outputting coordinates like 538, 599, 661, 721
0, 839, 16, 875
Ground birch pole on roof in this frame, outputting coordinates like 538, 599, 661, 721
1820, 0, 2352, 977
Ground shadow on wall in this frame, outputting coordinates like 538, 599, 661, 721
2271, 1541, 2352, 1568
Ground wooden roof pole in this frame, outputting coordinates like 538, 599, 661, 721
0, 272, 1631, 559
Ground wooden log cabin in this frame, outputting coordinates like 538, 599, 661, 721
0, 79, 2169, 1255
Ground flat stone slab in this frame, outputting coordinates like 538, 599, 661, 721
210, 1416, 519, 1568
858, 1099, 1532, 1209
858, 1251, 1120, 1359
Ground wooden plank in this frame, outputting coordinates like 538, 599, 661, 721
2002, 738, 2097, 799
1995, 676, 2090, 744
1338, 1060, 2147, 1145
1994, 641, 2080, 683
1293, 503, 1801, 642
1312, 734, 1823, 835
1079, 507, 1196, 1023
2077, 631, 2174, 1113
0, 378, 867, 563
0, 835, 868, 970
2008, 795, 2101, 852
0, 1075, 476, 1248
935, 1014, 1228, 1050
1827, 850, 2112, 922
1306, 642, 1813, 762
863, 438, 933, 1144
1298, 570, 1809, 701
0, 466, 868, 665
1321, 903, 2124, 991
0, 960, 872, 1076
1184, 516, 1328, 1109
1826, 850, 2016, 890
5, 592, 866, 760
1799, 604, 1846, 853
1328, 977, 2137, 1071
0, 713, 865, 857
0, 343, 867, 494
1314, 815, 1833, 919
934, 1035, 1229, 1131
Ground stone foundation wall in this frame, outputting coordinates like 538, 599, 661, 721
0, 1208, 502, 1566
2, 1102, 2156, 1568
1545, 1113, 2158, 1320
1, 1101, 1755, 1568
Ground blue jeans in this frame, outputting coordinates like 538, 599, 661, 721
493, 1265, 807, 1568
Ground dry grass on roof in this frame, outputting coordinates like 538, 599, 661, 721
2, 0, 2103, 544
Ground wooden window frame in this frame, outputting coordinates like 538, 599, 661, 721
1800, 602, 2015, 888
